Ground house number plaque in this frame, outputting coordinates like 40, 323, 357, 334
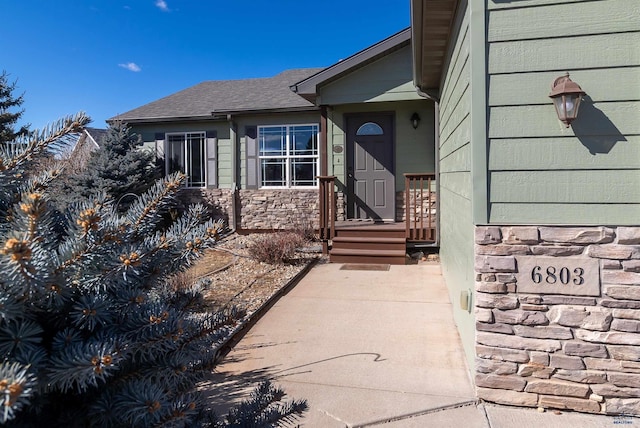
515, 256, 600, 296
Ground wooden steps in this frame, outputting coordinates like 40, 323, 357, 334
329, 223, 407, 265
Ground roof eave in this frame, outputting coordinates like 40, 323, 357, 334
109, 106, 320, 125
410, 0, 458, 98
107, 115, 215, 125
411, 0, 424, 91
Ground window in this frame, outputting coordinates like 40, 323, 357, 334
166, 132, 206, 187
356, 122, 384, 135
258, 124, 319, 188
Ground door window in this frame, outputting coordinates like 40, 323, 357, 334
356, 122, 384, 136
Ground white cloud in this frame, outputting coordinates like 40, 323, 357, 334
119, 62, 142, 72
155, 0, 169, 11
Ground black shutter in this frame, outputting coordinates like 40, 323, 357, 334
245, 126, 259, 189
155, 132, 165, 172
206, 130, 217, 188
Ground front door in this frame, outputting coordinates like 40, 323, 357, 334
346, 113, 395, 221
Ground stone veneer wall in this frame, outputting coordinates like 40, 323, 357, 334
474, 226, 640, 416
178, 189, 233, 222
336, 191, 345, 222
396, 190, 437, 223
178, 189, 318, 231
237, 189, 318, 231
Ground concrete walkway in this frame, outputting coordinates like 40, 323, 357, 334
206, 261, 621, 427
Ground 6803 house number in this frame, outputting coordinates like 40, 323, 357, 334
515, 256, 599, 296
530, 265, 584, 286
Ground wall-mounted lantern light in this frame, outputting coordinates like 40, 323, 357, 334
410, 112, 421, 129
549, 73, 586, 128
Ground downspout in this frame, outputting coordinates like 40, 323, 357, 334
228, 114, 238, 232
416, 87, 441, 247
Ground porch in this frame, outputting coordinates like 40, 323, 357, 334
318, 173, 437, 265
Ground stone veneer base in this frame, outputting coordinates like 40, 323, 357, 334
475, 225, 640, 416
178, 188, 319, 231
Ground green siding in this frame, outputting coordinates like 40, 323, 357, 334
489, 102, 640, 138
319, 46, 424, 105
486, 0, 640, 225
488, 33, 639, 74
437, 0, 476, 368
491, 170, 640, 203
488, 0, 637, 41
490, 204, 640, 225
489, 68, 640, 106
489, 137, 640, 170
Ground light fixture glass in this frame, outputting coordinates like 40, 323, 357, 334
549, 73, 585, 127
410, 112, 420, 129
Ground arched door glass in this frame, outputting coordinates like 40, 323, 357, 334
356, 122, 384, 136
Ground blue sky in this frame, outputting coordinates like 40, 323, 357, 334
2, 1, 409, 131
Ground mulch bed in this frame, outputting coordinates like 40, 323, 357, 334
185, 234, 321, 314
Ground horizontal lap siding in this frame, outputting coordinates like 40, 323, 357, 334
319, 47, 423, 105
487, 0, 640, 225
439, 0, 475, 367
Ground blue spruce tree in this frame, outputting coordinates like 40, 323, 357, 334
0, 114, 306, 426
54, 122, 161, 210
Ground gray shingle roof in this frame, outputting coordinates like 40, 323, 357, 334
110, 68, 324, 123
84, 127, 108, 146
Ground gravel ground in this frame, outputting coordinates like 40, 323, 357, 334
190, 233, 322, 316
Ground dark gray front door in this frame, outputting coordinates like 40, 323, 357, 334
346, 113, 395, 221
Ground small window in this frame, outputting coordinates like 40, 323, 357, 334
356, 122, 384, 136
166, 132, 206, 187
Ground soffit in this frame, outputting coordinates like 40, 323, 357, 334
411, 0, 458, 93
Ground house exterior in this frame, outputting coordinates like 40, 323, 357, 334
411, 0, 640, 416
112, 0, 640, 416
111, 29, 437, 252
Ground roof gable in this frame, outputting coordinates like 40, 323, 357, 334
291, 28, 412, 104
316, 45, 422, 105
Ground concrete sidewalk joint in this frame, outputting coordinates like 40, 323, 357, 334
351, 400, 480, 427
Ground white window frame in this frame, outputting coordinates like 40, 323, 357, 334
165, 132, 207, 188
258, 124, 319, 189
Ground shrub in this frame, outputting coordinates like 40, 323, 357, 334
248, 232, 307, 264
0, 115, 306, 426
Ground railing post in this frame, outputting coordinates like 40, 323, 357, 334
318, 176, 336, 255
405, 175, 411, 240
